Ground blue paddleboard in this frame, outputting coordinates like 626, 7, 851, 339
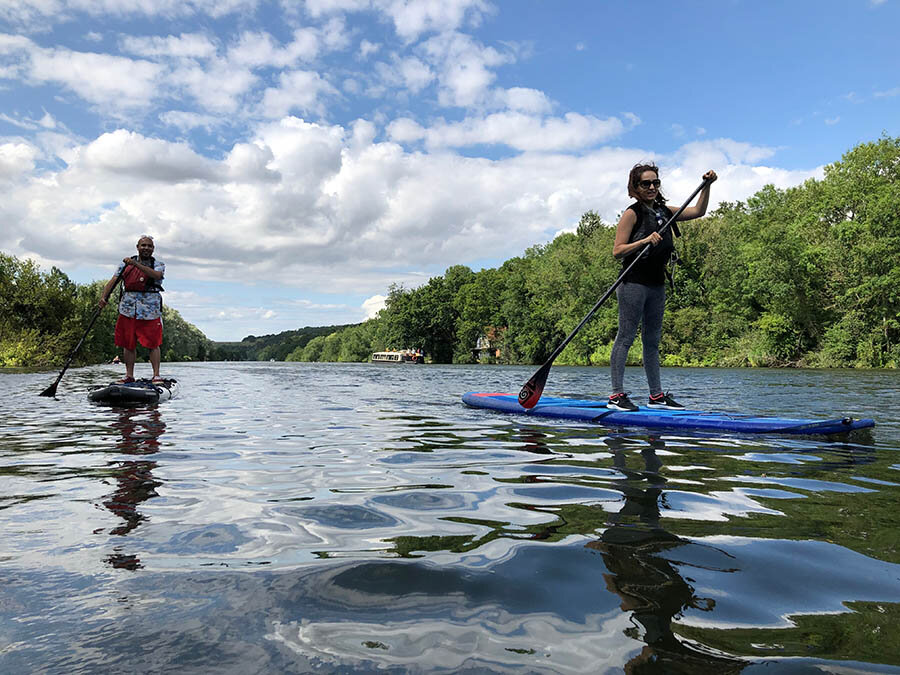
462, 392, 874, 435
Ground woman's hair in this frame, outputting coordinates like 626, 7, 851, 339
627, 163, 666, 205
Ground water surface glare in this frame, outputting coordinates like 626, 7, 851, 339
2, 362, 899, 673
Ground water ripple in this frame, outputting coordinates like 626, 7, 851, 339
2, 362, 899, 673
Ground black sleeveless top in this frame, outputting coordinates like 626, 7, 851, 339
621, 201, 676, 286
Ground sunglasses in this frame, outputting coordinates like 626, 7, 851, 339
637, 179, 661, 189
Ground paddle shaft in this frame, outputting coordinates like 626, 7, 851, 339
39, 270, 124, 397
518, 177, 711, 406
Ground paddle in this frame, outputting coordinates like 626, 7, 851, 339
517, 177, 712, 409
39, 268, 124, 398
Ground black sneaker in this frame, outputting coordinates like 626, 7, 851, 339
608, 393, 639, 411
648, 392, 684, 409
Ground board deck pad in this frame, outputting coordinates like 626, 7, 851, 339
462, 392, 874, 435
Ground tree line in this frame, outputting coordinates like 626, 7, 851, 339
213, 325, 353, 361
292, 136, 899, 369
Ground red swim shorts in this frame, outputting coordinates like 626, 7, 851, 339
114, 315, 163, 350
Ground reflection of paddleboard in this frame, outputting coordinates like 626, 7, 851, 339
462, 392, 875, 436
88, 378, 178, 405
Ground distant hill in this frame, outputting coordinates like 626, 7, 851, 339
211, 324, 355, 361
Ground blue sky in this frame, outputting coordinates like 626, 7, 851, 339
1, 0, 897, 341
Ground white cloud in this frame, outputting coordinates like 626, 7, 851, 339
225, 142, 280, 182
342, 77, 362, 95
78, 129, 221, 182
358, 39, 380, 59
824, 116, 840, 126
20, 40, 164, 112
385, 117, 425, 143
495, 87, 552, 114
304, 0, 369, 17
676, 138, 777, 166
168, 59, 257, 113
319, 17, 352, 51
0, 34, 34, 52
304, 0, 492, 41
227, 29, 320, 67
873, 87, 900, 98
421, 31, 511, 107
388, 111, 630, 152
0, 141, 37, 180
1, 0, 261, 28
120, 33, 218, 59
282, 299, 347, 311
374, 54, 436, 95
258, 70, 339, 118
379, 0, 493, 41
37, 112, 57, 129
2, 26, 353, 119
0, 114, 38, 130
0, 1, 65, 27
397, 56, 434, 93
0, 110, 63, 133
159, 110, 223, 132
362, 294, 386, 318
1, 33, 263, 116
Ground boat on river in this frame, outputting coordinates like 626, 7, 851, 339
371, 349, 424, 364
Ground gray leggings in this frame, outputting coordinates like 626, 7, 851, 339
610, 282, 665, 396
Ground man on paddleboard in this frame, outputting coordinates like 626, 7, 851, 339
99, 235, 166, 384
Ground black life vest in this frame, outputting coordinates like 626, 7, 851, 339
122, 256, 164, 293
621, 201, 680, 286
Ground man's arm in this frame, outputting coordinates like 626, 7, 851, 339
98, 272, 121, 309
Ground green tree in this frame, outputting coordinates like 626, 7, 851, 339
294, 334, 326, 361
339, 320, 377, 362
454, 268, 504, 363
815, 136, 900, 366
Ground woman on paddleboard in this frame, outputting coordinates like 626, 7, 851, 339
607, 165, 717, 411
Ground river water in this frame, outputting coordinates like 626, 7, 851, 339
1, 362, 899, 674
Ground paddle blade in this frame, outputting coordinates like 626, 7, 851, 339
39, 382, 59, 397
518, 366, 549, 409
